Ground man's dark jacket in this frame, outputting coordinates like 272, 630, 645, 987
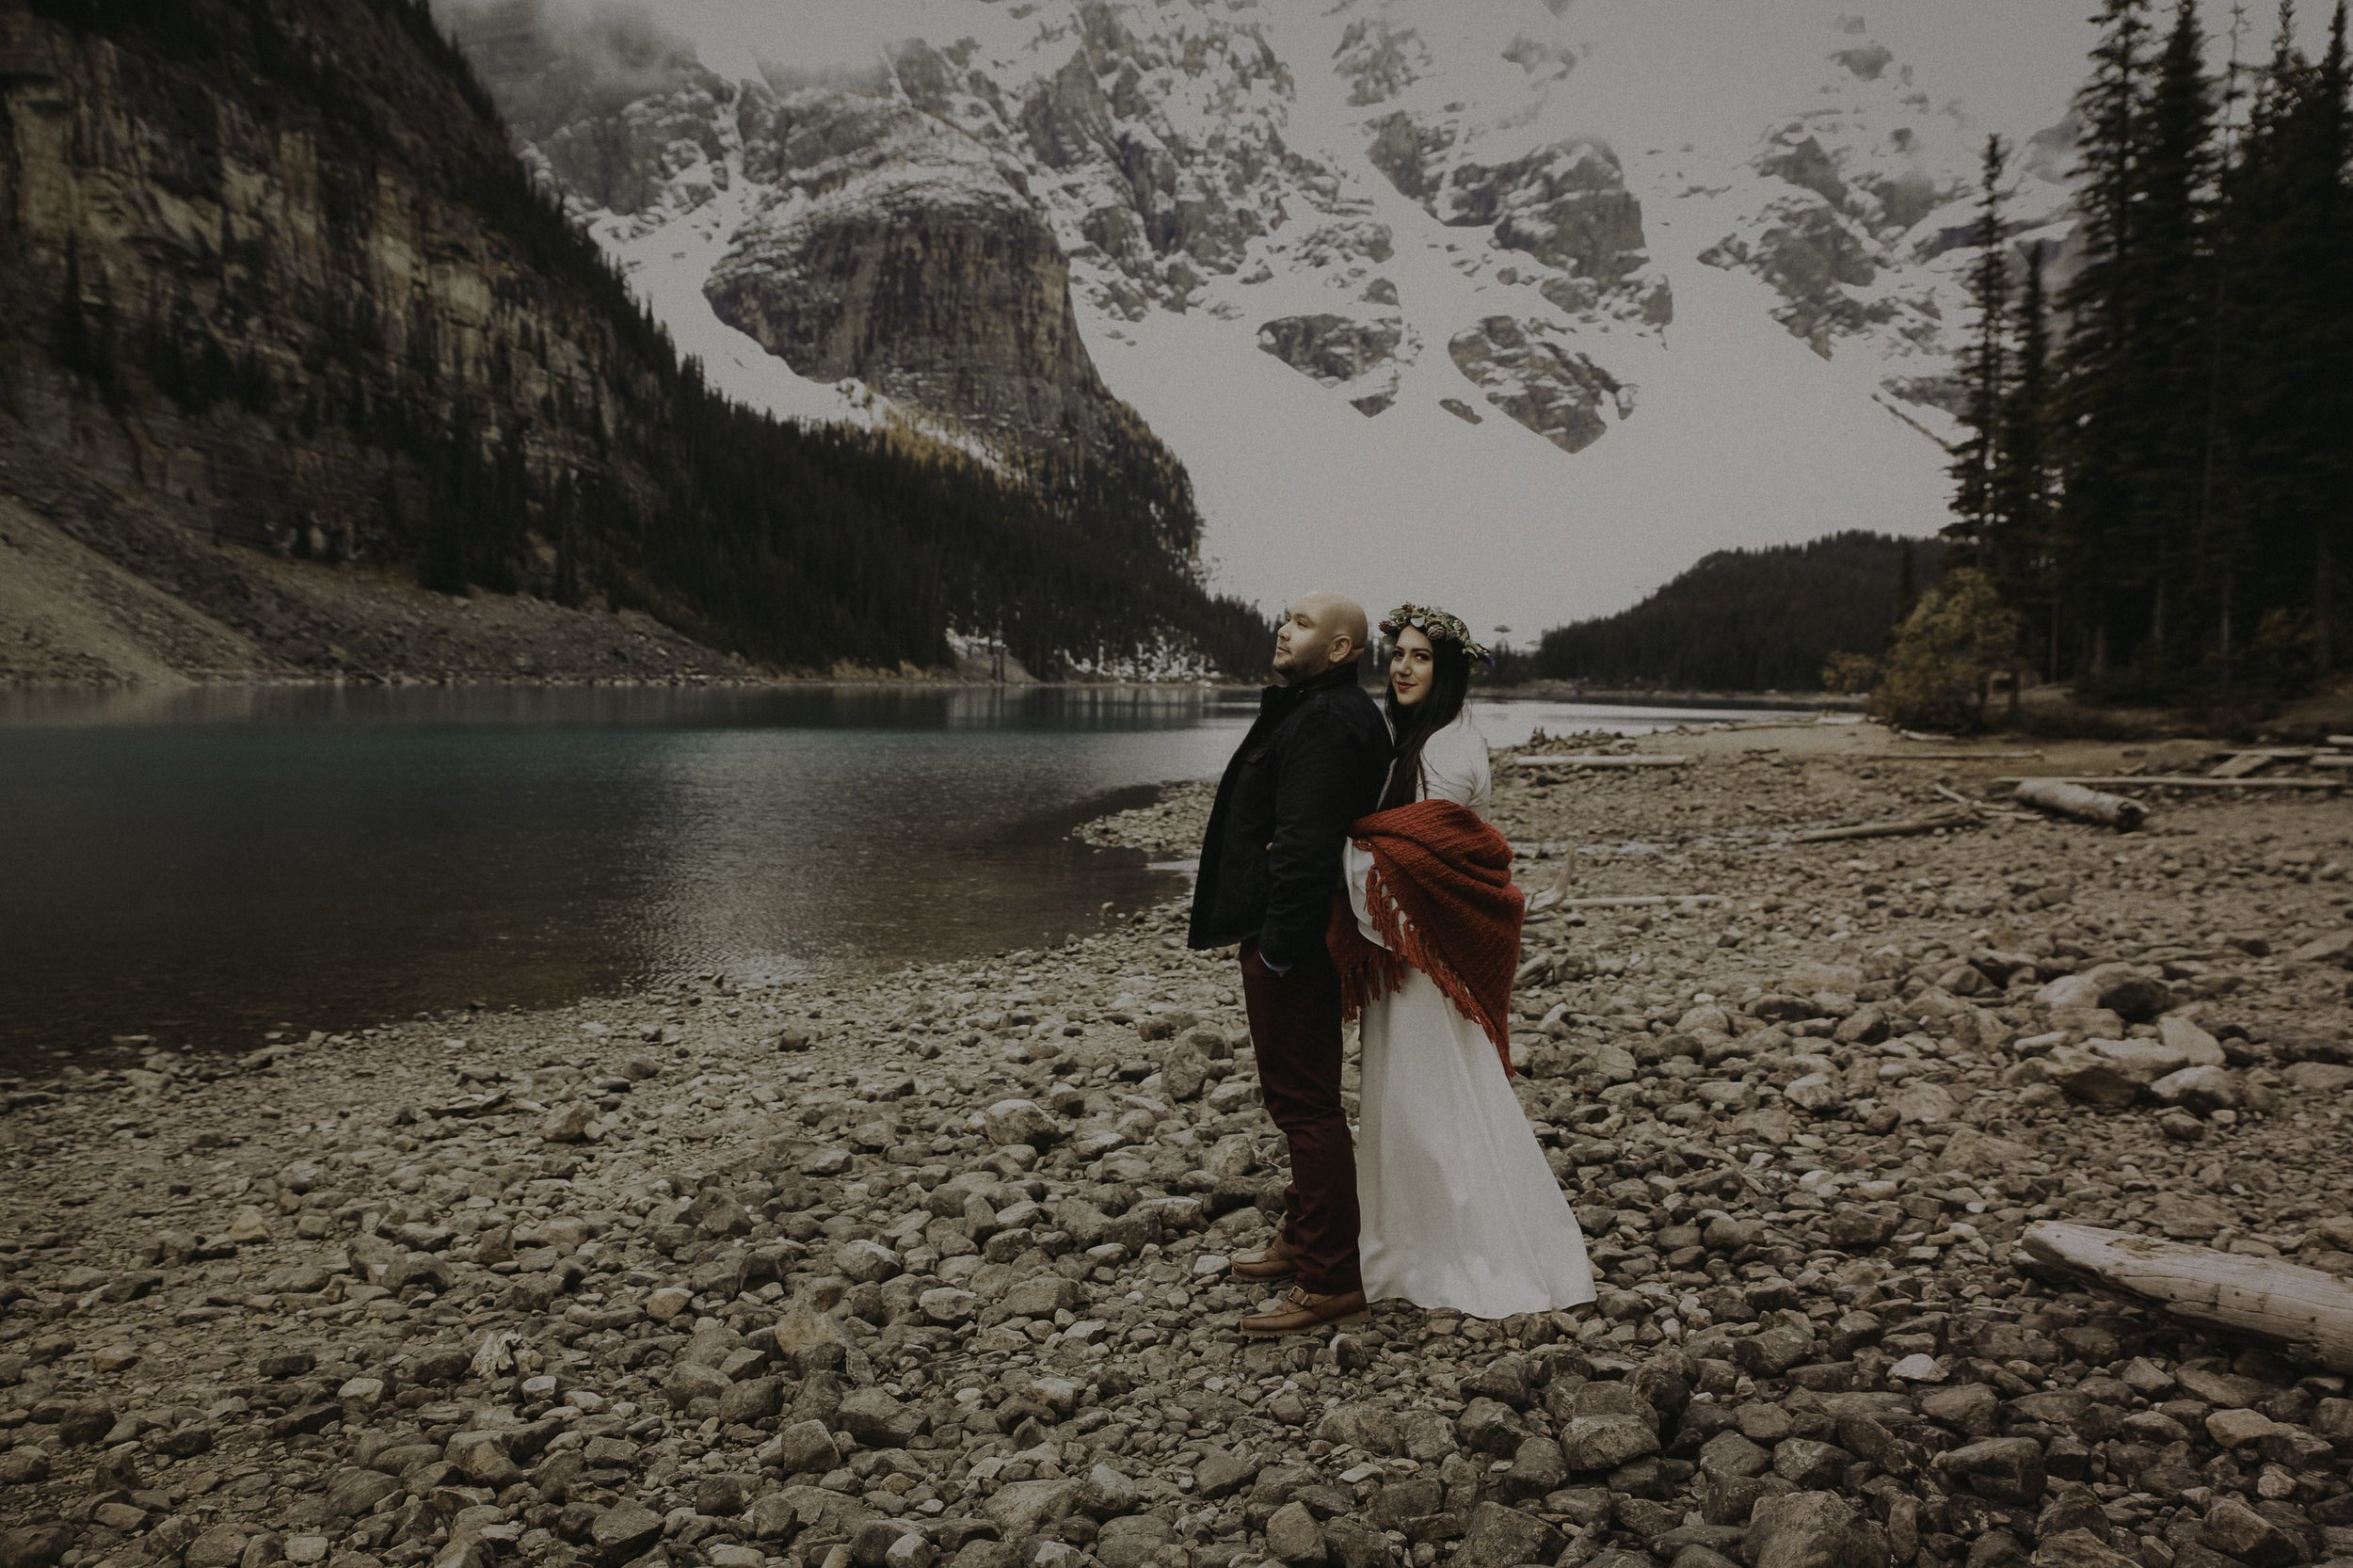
1188, 662, 1389, 969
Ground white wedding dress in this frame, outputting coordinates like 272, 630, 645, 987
1346, 712, 1596, 1319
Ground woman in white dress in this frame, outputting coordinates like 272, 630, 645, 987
1338, 604, 1595, 1320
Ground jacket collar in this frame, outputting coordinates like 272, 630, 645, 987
1261, 660, 1364, 713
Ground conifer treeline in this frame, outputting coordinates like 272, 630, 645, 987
25, 0, 1273, 679
1528, 534, 1945, 693
1945, 0, 2351, 699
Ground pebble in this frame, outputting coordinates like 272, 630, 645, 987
3, 726, 2350, 1568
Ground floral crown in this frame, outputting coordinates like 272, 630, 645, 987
1380, 602, 1494, 668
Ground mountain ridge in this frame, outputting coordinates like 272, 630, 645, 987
0, 0, 1264, 684
454, 0, 2094, 637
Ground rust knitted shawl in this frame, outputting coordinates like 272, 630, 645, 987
1326, 798, 1525, 1076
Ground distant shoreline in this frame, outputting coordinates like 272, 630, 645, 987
1, 672, 1858, 709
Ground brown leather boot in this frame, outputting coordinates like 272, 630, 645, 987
1229, 1233, 1297, 1283
1240, 1286, 1369, 1336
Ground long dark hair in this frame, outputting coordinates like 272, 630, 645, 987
1379, 634, 1472, 810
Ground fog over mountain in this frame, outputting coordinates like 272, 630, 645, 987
443, 0, 2310, 636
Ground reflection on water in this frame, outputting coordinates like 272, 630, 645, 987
0, 683, 1804, 1065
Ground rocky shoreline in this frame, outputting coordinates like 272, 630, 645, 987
4, 722, 2351, 1568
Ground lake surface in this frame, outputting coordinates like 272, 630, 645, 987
0, 684, 1799, 1066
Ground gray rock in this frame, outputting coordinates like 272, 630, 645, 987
1453, 1501, 1566, 1568
2149, 1064, 2241, 1111
719, 1376, 784, 1425
183, 1526, 250, 1568
1562, 1412, 1660, 1471
56, 1401, 114, 1447
835, 1240, 903, 1284
323, 1467, 403, 1517
2198, 1498, 2298, 1568
1940, 1436, 2045, 1505
839, 1386, 921, 1448
1699, 1429, 1771, 1480
1265, 1501, 1324, 1565
981, 1099, 1059, 1147
1078, 1463, 1142, 1521
590, 1500, 664, 1562
2034, 1530, 2144, 1568
1743, 1492, 1889, 1568
1000, 1274, 1082, 1319
984, 1478, 1081, 1538
766, 1418, 842, 1475
1456, 1396, 1527, 1456
1194, 1446, 1257, 1498
0, 1525, 75, 1568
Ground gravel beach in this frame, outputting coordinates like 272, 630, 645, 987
4, 719, 2350, 1568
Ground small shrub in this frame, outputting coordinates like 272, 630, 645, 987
1869, 568, 2019, 733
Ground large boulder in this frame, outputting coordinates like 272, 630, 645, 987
1743, 1492, 1891, 1568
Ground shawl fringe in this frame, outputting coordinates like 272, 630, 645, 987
1327, 799, 1524, 1077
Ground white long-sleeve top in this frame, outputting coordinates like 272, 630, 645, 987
1345, 710, 1492, 947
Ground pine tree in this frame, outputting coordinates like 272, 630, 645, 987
2130, 0, 2219, 668
2057, 0, 2152, 680
1945, 135, 2010, 565
2225, 1, 2351, 679
1993, 245, 2057, 678
2302, 3, 2350, 670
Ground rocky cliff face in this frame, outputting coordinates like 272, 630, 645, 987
0, 0, 1249, 681
453, 0, 1181, 472
709, 93, 1115, 458
0, 2, 615, 582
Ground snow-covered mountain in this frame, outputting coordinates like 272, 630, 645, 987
449, 0, 2089, 637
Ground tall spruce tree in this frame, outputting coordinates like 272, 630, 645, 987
2299, 4, 2351, 670
2056, 0, 2152, 679
1993, 246, 2057, 678
2225, 2, 2351, 678
2131, 0, 2220, 669
1945, 135, 2010, 565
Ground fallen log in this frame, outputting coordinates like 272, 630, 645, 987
1558, 894, 1731, 909
1787, 809, 1976, 844
2012, 777, 2149, 830
2020, 1222, 2353, 1374
1855, 750, 2045, 761
1513, 754, 1689, 769
1993, 775, 2345, 791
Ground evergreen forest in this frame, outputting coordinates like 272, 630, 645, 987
19, 0, 1273, 679
1528, 534, 1945, 694
1944, 0, 2351, 703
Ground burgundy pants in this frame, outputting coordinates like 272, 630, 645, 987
1239, 940, 1362, 1295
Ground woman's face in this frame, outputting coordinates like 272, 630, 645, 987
1389, 626, 1435, 707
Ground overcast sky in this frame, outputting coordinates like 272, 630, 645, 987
530, 0, 2319, 141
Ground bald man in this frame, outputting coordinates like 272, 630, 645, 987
1189, 593, 1390, 1335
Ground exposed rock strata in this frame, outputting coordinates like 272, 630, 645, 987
1448, 318, 1627, 454
1256, 315, 1412, 417
711, 94, 1117, 458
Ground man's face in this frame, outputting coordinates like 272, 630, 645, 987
1272, 598, 1352, 679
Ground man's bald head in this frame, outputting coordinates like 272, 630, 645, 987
1271, 591, 1369, 680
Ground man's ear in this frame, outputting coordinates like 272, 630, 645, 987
1330, 635, 1357, 666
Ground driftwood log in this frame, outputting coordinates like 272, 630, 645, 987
1513, 754, 1689, 770
2021, 1222, 2353, 1373
1996, 775, 2344, 790
1557, 894, 1730, 909
1787, 809, 1976, 844
2013, 777, 2150, 830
